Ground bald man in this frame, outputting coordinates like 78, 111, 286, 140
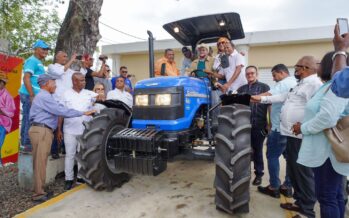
47, 51, 77, 158
252, 56, 322, 218
57, 72, 98, 190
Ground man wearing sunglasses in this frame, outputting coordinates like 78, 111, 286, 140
111, 66, 133, 94
251, 56, 322, 218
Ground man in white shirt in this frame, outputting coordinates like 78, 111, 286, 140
47, 51, 76, 159
57, 72, 98, 190
210, 41, 246, 93
107, 77, 133, 108
48, 51, 76, 102
252, 56, 322, 218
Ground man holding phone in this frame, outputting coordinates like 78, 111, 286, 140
47, 51, 77, 158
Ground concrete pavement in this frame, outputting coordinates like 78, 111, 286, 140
16, 156, 321, 218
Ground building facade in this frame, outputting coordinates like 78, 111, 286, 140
102, 25, 333, 87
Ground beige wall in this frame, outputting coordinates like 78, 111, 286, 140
249, 41, 333, 68
119, 41, 333, 83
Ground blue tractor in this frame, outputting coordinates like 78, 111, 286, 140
77, 12, 252, 214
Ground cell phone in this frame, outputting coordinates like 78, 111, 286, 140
76, 55, 82, 60
337, 18, 349, 36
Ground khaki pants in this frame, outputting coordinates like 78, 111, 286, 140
29, 126, 54, 195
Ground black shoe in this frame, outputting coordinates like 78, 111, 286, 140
252, 176, 262, 186
279, 186, 293, 198
258, 185, 280, 198
64, 180, 74, 190
76, 178, 85, 184
51, 153, 60, 159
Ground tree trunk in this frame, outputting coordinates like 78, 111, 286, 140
55, 0, 103, 60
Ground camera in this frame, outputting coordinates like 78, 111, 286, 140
76, 55, 82, 60
99, 54, 108, 63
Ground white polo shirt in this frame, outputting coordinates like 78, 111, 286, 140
218, 50, 246, 92
62, 88, 98, 135
261, 74, 323, 139
48, 63, 74, 103
107, 88, 133, 108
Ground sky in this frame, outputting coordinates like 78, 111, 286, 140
57, 0, 349, 46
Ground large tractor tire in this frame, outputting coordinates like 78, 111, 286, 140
76, 108, 130, 191
214, 104, 252, 214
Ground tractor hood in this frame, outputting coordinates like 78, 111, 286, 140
135, 76, 206, 89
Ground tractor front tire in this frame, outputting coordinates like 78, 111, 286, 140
76, 108, 130, 191
214, 104, 252, 214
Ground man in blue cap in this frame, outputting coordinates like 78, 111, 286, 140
18, 39, 50, 152
29, 74, 95, 202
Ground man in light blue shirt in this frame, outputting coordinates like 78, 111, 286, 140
19, 39, 49, 152
29, 74, 95, 202
180, 47, 193, 76
253, 64, 297, 198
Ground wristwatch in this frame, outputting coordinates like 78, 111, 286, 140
332, 51, 348, 61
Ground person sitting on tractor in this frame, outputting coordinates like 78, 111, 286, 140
186, 43, 214, 78
209, 41, 246, 93
155, 48, 180, 77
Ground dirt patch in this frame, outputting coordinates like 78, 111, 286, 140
0, 163, 67, 218
176, 203, 187, 209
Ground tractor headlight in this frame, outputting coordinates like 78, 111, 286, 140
135, 95, 149, 106
155, 94, 171, 106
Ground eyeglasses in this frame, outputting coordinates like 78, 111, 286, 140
121, 71, 128, 73
294, 65, 310, 70
95, 88, 104, 91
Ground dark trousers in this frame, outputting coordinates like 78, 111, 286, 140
286, 136, 316, 218
314, 159, 345, 218
251, 127, 266, 178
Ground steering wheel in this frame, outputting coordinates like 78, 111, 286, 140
190, 69, 208, 78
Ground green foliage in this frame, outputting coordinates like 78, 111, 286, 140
0, 0, 61, 59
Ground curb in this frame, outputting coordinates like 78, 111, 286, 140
15, 184, 87, 218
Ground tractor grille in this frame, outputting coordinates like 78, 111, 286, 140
108, 128, 167, 176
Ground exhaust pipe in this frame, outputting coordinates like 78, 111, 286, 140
147, 30, 155, 78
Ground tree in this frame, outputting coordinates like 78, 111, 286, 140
55, 0, 103, 58
0, 0, 61, 58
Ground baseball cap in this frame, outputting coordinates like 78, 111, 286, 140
197, 43, 209, 51
37, 74, 56, 86
33, 39, 51, 50
0, 74, 8, 84
182, 47, 190, 53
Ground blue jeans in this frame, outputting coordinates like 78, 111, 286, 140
20, 93, 32, 150
0, 126, 6, 164
314, 159, 345, 218
266, 130, 291, 188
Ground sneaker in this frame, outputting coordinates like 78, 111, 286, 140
76, 178, 86, 184
252, 176, 262, 186
279, 185, 293, 198
64, 180, 74, 190
258, 185, 280, 198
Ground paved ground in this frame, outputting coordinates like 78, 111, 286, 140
16, 154, 324, 218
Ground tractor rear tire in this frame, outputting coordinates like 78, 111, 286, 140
76, 108, 130, 191
214, 104, 252, 214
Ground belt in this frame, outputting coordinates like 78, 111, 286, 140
31, 122, 54, 132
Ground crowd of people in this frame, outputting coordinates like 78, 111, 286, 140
16, 22, 349, 218
19, 40, 135, 202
